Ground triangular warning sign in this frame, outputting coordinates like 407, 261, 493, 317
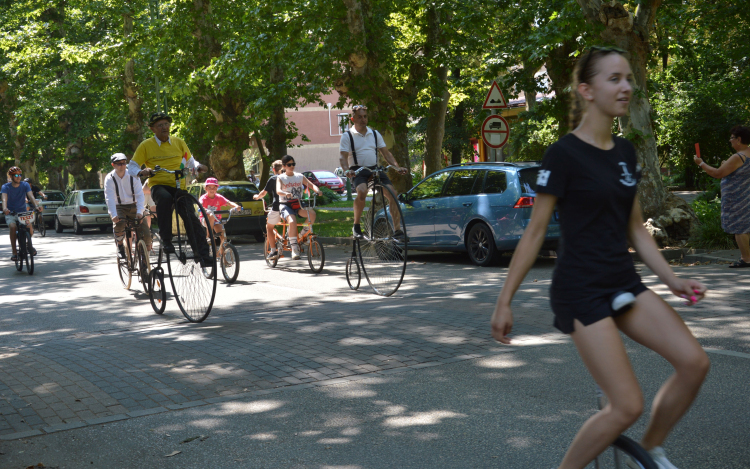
483, 81, 508, 109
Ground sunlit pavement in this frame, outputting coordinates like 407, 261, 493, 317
0, 227, 748, 468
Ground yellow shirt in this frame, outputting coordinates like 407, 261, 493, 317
132, 136, 192, 188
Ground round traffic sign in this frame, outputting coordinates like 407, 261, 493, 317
481, 115, 509, 149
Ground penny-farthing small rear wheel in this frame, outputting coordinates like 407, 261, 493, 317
345, 252, 361, 290
149, 267, 167, 314
166, 193, 217, 323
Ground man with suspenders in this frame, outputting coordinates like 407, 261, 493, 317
338, 105, 408, 239
104, 153, 150, 258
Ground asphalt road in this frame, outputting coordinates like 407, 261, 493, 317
0, 226, 748, 468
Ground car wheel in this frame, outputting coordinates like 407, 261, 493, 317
54, 216, 64, 233
73, 217, 83, 234
466, 223, 497, 267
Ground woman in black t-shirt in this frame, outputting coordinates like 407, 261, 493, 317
490, 48, 709, 469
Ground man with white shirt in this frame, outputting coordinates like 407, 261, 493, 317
104, 153, 150, 258
128, 112, 211, 264
339, 105, 408, 239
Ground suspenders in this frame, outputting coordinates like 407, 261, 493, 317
346, 128, 381, 168
111, 171, 135, 205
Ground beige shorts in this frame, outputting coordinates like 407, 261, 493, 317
266, 210, 281, 225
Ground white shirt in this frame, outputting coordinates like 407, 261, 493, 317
104, 170, 145, 218
276, 172, 305, 203
339, 126, 386, 168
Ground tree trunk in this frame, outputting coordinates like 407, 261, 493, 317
254, 133, 271, 190
544, 40, 577, 136
123, 5, 143, 157
423, 6, 450, 176
576, 0, 693, 243
66, 140, 99, 189
266, 67, 287, 160
208, 103, 249, 181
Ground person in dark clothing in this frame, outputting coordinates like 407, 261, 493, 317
23, 178, 45, 200
253, 160, 283, 259
489, 47, 709, 469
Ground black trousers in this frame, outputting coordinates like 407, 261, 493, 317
151, 184, 210, 257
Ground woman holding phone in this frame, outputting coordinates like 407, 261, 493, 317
694, 125, 750, 268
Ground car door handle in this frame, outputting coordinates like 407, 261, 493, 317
426, 205, 436, 209
462, 202, 473, 207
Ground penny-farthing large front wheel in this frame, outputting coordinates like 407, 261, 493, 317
358, 183, 407, 296
166, 193, 217, 323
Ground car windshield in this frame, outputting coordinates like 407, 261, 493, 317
217, 184, 259, 202
82, 191, 106, 204
45, 192, 66, 202
313, 171, 337, 179
517, 168, 539, 195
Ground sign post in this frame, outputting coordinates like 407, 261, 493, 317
481, 81, 510, 152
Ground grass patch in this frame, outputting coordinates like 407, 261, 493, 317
312, 209, 354, 237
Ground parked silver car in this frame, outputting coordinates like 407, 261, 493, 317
38, 190, 66, 226
55, 189, 111, 234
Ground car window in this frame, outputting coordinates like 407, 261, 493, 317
471, 170, 486, 194
442, 170, 478, 197
482, 170, 508, 194
45, 192, 66, 202
409, 172, 449, 200
518, 168, 539, 194
188, 186, 200, 198
303, 172, 313, 178
313, 171, 337, 179
65, 193, 76, 206
82, 191, 106, 204
217, 184, 259, 202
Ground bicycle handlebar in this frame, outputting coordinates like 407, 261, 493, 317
352, 165, 399, 176
204, 205, 240, 225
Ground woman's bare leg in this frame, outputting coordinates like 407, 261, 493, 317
559, 318, 644, 469
735, 233, 750, 262
614, 290, 710, 450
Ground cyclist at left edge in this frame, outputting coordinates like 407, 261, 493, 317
2, 166, 43, 261
128, 112, 212, 266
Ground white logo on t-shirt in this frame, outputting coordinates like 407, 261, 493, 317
618, 162, 636, 187
536, 170, 551, 186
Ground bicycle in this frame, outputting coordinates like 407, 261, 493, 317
204, 206, 241, 284
144, 165, 217, 322
345, 165, 407, 296
32, 198, 46, 237
592, 385, 658, 469
115, 216, 151, 293
9, 210, 38, 275
264, 195, 325, 274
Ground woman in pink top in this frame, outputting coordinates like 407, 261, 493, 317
199, 178, 241, 256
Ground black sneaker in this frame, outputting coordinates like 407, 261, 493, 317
162, 241, 176, 254
118, 245, 126, 259
352, 224, 364, 239
393, 229, 405, 240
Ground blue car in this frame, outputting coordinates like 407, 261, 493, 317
398, 162, 560, 266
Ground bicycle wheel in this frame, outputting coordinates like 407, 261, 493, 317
117, 238, 132, 289
595, 435, 658, 469
149, 267, 167, 314
36, 216, 46, 237
137, 240, 151, 294
166, 193, 217, 323
264, 233, 279, 268
345, 254, 361, 290
307, 237, 325, 273
149, 231, 162, 267
357, 183, 407, 296
14, 232, 23, 272
221, 243, 240, 283
24, 231, 34, 275
202, 235, 217, 280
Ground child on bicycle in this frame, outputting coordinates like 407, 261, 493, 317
276, 155, 322, 260
199, 177, 241, 257
253, 160, 283, 260
490, 47, 709, 469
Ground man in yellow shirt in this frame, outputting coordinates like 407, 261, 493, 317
129, 112, 211, 263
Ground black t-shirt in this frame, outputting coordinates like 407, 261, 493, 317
264, 175, 280, 211
536, 133, 642, 300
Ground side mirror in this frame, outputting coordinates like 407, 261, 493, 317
398, 193, 408, 204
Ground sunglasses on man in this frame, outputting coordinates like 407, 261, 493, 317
12, 174, 22, 178
113, 162, 127, 166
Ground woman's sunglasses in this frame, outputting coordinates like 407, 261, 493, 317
285, 163, 296, 167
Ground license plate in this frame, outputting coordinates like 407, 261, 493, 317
96, 217, 110, 222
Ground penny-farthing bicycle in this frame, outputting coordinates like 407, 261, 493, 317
345, 165, 407, 296
146, 166, 217, 322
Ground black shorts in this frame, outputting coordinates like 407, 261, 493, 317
550, 282, 649, 334
352, 166, 392, 190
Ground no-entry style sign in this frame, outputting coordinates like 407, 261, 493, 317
482, 114, 510, 148
481, 115, 510, 149
482, 81, 508, 109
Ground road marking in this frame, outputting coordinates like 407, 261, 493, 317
703, 347, 750, 360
